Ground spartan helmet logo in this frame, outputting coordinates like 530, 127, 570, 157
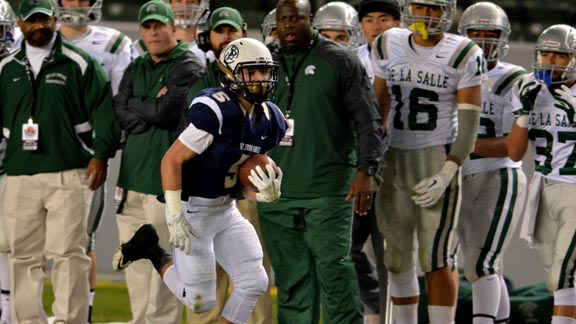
223, 44, 239, 64
29, 0, 40, 5
146, 4, 157, 12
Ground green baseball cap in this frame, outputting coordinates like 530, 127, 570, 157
208, 7, 245, 31
138, 0, 174, 25
18, 0, 54, 20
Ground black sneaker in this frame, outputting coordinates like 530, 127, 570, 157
112, 223, 160, 271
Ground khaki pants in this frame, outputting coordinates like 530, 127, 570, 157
116, 190, 182, 324
186, 199, 274, 324
5, 170, 91, 324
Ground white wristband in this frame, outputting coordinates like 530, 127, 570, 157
165, 190, 183, 216
516, 115, 529, 128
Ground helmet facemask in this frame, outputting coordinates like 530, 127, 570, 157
533, 25, 576, 86
218, 39, 279, 104
458, 2, 510, 65
55, 0, 103, 26
0, 0, 15, 55
313, 2, 361, 48
172, 0, 210, 29
402, 0, 455, 38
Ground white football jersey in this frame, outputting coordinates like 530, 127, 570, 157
62, 25, 132, 95
521, 80, 576, 184
462, 61, 526, 176
357, 43, 374, 84
371, 28, 484, 149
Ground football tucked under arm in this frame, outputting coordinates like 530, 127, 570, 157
239, 154, 282, 203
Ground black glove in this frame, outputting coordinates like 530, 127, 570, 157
554, 85, 576, 127
518, 80, 542, 114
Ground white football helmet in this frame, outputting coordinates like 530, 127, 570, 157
218, 38, 278, 104
533, 24, 576, 86
0, 0, 15, 56
171, 0, 210, 29
53, 0, 102, 26
458, 2, 510, 64
261, 9, 276, 41
313, 2, 361, 48
401, 0, 456, 36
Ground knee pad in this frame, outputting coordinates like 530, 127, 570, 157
233, 263, 268, 296
389, 269, 419, 298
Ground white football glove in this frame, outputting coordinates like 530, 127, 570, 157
411, 160, 459, 208
554, 85, 576, 127
167, 213, 197, 255
248, 164, 282, 203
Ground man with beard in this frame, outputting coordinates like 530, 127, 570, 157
0, 0, 120, 323
186, 7, 247, 103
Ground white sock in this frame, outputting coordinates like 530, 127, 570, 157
551, 316, 575, 324
472, 274, 500, 323
393, 304, 418, 324
496, 276, 510, 323
0, 252, 10, 323
428, 305, 455, 324
161, 265, 183, 301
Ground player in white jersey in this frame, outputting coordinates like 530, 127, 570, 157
0, 3, 16, 323
357, 0, 401, 83
371, 0, 484, 322
54, 1, 131, 323
131, 0, 215, 65
457, 3, 528, 323
507, 24, 576, 324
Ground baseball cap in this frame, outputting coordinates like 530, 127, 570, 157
18, 0, 54, 20
207, 7, 245, 31
358, 0, 400, 21
138, 0, 174, 25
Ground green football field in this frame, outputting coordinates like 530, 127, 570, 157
42, 281, 279, 324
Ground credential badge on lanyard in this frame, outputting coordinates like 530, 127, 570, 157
22, 117, 39, 151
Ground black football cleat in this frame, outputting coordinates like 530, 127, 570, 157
112, 223, 161, 272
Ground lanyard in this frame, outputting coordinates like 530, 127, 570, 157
22, 46, 55, 119
278, 38, 314, 118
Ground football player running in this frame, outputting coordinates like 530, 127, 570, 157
54, 1, 131, 322
113, 38, 287, 324
507, 24, 576, 324
371, 0, 484, 322
457, 3, 528, 323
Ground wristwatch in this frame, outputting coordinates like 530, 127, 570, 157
359, 165, 377, 177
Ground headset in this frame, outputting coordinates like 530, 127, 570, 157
197, 29, 211, 52
197, 22, 248, 53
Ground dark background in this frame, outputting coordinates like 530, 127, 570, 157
7, 0, 576, 41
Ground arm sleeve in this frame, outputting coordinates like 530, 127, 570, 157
88, 60, 121, 161
341, 54, 383, 172
113, 62, 151, 134
124, 53, 205, 131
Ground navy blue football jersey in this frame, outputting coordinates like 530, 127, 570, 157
180, 88, 287, 199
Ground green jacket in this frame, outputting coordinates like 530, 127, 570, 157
270, 32, 382, 198
115, 41, 204, 195
0, 34, 119, 175
186, 59, 221, 105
